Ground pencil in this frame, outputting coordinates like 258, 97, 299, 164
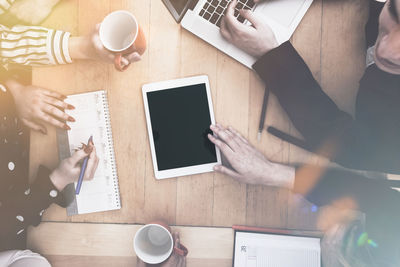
258, 87, 270, 141
75, 135, 93, 195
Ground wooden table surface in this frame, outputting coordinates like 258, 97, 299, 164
29, 0, 368, 230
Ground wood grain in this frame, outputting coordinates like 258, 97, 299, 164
29, 0, 368, 231
27, 222, 233, 267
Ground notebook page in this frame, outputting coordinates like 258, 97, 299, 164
234, 232, 321, 267
65, 91, 120, 214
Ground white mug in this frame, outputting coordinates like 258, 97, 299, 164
99, 10, 146, 71
134, 223, 174, 264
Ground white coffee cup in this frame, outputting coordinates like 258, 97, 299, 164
99, 10, 138, 52
134, 223, 174, 264
99, 10, 146, 71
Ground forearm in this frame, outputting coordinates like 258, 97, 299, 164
262, 162, 296, 190
0, 166, 70, 237
68, 36, 96, 60
0, 24, 72, 67
253, 42, 354, 149
292, 165, 400, 215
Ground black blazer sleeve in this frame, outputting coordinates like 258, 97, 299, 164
253, 42, 378, 170
294, 166, 400, 262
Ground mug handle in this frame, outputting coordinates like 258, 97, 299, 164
114, 54, 131, 72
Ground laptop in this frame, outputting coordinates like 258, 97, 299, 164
162, 0, 314, 68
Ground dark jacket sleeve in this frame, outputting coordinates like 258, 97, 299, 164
0, 166, 70, 238
294, 166, 400, 261
252, 42, 381, 171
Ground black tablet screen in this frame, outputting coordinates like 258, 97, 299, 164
147, 83, 217, 171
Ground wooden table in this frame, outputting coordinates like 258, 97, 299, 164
29, 0, 368, 230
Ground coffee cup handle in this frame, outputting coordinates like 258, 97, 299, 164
114, 54, 131, 72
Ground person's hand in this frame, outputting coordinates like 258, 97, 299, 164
50, 141, 99, 191
137, 232, 186, 267
5, 79, 75, 134
220, 0, 279, 58
69, 24, 141, 68
208, 124, 295, 189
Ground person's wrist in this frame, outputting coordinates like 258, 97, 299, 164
262, 162, 295, 189
69, 36, 94, 60
49, 170, 68, 191
4, 79, 23, 98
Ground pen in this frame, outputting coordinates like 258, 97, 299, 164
267, 127, 310, 151
258, 87, 270, 141
75, 135, 93, 195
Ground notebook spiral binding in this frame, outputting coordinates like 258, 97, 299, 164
101, 91, 121, 208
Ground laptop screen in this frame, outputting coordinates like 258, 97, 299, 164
162, 0, 193, 22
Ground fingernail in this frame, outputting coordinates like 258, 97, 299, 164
84, 145, 93, 154
68, 104, 75, 110
64, 125, 71, 130
68, 116, 75, 122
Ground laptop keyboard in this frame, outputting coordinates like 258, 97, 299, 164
199, 0, 256, 27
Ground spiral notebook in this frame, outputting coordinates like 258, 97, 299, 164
56, 90, 121, 216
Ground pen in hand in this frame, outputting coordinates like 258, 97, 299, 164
75, 135, 93, 195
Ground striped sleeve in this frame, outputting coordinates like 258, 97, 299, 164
0, 0, 15, 15
0, 24, 72, 67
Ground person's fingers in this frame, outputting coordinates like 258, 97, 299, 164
220, 19, 232, 41
92, 33, 111, 56
121, 57, 130, 67
40, 89, 66, 100
69, 148, 89, 166
125, 52, 142, 63
95, 23, 101, 31
173, 232, 180, 247
228, 126, 249, 144
37, 111, 69, 130
208, 133, 234, 157
226, 0, 237, 18
42, 103, 74, 122
43, 95, 75, 111
214, 164, 241, 179
22, 118, 47, 134
224, 0, 246, 34
239, 8, 262, 28
211, 124, 239, 151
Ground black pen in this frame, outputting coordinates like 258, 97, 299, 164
258, 87, 270, 141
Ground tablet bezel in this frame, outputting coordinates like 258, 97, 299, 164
142, 75, 221, 179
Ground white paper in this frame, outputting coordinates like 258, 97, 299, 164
65, 91, 120, 214
234, 232, 321, 267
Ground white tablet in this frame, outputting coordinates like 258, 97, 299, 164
142, 75, 221, 179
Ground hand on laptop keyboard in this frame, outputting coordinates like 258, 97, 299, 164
219, 0, 278, 58
199, 0, 255, 27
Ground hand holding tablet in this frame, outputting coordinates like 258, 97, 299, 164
142, 75, 221, 179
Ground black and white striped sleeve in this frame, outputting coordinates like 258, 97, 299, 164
0, 24, 72, 67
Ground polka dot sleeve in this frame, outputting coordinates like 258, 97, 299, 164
1, 166, 70, 232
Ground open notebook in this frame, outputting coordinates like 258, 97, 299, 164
57, 90, 121, 215
233, 226, 321, 267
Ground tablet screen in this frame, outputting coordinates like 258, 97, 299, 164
147, 83, 217, 171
